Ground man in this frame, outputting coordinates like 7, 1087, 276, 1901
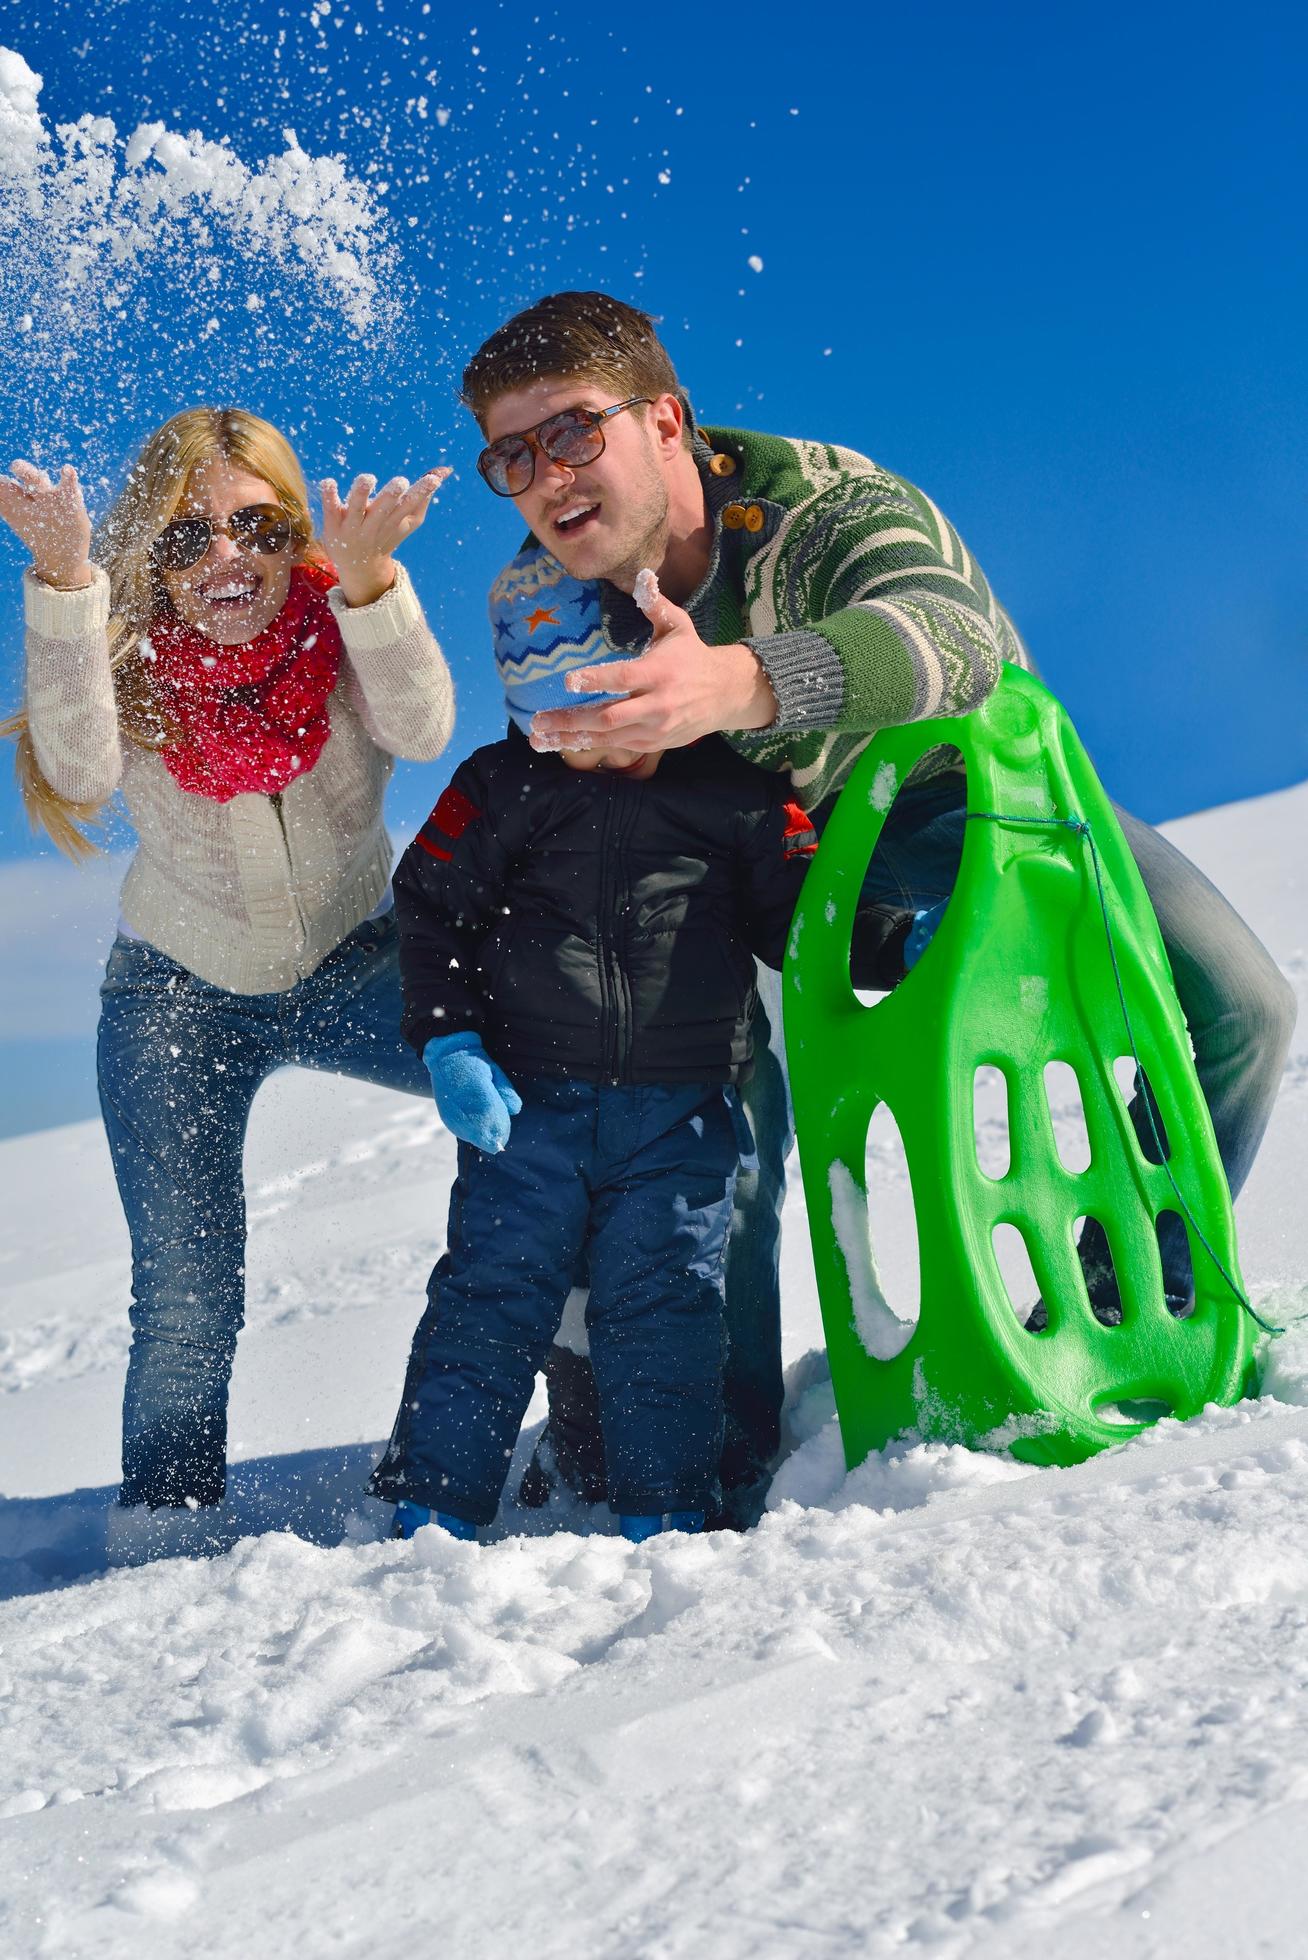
462, 290, 1296, 1526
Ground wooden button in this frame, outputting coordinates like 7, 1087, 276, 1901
708, 452, 737, 477
744, 504, 765, 532
722, 503, 747, 530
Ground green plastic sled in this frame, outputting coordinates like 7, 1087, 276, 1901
782, 665, 1258, 1469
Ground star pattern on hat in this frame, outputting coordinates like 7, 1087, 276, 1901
524, 605, 560, 634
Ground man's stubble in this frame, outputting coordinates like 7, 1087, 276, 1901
562, 427, 672, 594
603, 476, 670, 593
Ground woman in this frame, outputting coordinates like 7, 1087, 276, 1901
1, 408, 455, 1562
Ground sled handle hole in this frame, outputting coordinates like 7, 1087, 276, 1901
1156, 1209, 1195, 1319
1094, 1396, 1174, 1427
973, 1065, 1011, 1180
992, 1221, 1042, 1329
1044, 1060, 1091, 1174
1071, 1214, 1128, 1327
841, 1102, 921, 1361
1111, 1057, 1172, 1164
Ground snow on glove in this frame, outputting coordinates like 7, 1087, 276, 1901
422, 1031, 523, 1153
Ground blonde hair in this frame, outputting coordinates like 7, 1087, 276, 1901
4, 407, 325, 859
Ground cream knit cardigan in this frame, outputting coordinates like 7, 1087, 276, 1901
23, 561, 455, 994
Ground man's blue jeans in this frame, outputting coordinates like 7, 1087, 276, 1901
97, 913, 428, 1509
726, 775, 1298, 1472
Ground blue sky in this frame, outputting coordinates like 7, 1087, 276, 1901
0, 0, 1304, 1130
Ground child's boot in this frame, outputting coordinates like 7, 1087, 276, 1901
619, 1510, 705, 1543
392, 1501, 478, 1542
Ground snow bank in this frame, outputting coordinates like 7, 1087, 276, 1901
0, 784, 1302, 1954
6, 1382, 1308, 1954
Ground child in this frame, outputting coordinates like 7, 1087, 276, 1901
365, 552, 819, 1542
369, 555, 897, 1543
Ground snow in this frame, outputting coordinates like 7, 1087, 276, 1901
634, 564, 661, 615
829, 1157, 915, 1359
0, 46, 404, 485
869, 759, 899, 810
0, 53, 394, 334
0, 781, 1305, 1956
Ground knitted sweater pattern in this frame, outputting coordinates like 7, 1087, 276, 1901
23, 563, 455, 994
593, 426, 1036, 812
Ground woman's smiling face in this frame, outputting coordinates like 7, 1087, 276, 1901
158, 458, 299, 644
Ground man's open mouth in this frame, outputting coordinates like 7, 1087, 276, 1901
553, 501, 600, 536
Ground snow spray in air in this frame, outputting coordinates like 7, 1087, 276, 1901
0, 46, 404, 479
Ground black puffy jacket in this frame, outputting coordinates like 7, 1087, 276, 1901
394, 729, 830, 1086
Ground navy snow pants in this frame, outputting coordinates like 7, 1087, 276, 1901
369, 1079, 741, 1526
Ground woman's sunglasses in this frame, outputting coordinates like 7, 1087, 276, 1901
476, 397, 652, 498
149, 503, 295, 572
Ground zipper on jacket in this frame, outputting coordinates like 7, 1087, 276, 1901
268, 792, 310, 957
613, 788, 637, 1078
596, 780, 638, 1082
595, 785, 619, 1079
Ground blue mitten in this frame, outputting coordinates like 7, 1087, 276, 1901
904, 901, 949, 972
422, 1032, 523, 1153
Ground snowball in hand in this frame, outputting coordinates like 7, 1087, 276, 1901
634, 567, 661, 617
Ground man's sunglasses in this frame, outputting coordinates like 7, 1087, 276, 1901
149, 503, 295, 572
476, 398, 652, 498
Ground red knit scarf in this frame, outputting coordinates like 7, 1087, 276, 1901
149, 561, 344, 802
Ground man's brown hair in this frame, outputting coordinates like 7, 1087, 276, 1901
461, 291, 691, 436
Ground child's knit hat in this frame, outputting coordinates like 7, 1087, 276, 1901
490, 545, 628, 733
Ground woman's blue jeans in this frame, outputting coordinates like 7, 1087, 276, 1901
725, 777, 1297, 1477
97, 913, 428, 1509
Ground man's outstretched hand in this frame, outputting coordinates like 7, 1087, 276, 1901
529, 569, 778, 754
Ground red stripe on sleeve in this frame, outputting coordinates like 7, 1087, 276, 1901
416, 780, 482, 862
432, 784, 481, 841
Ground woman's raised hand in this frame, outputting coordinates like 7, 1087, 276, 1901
0, 461, 95, 590
317, 467, 451, 608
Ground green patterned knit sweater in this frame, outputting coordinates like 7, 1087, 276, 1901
596, 424, 1036, 812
